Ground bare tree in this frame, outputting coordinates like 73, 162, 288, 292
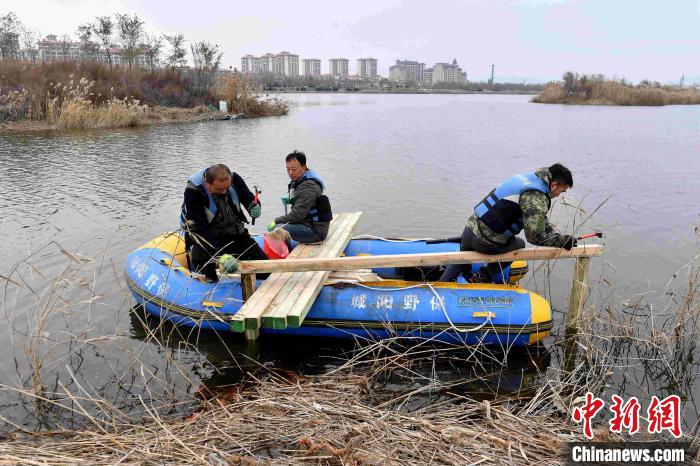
20, 27, 39, 63
191, 41, 223, 94
59, 34, 72, 60
115, 13, 144, 69
0, 11, 22, 60
92, 16, 114, 68
139, 34, 162, 71
163, 33, 186, 70
77, 23, 99, 60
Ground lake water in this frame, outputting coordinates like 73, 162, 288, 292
1, 93, 698, 432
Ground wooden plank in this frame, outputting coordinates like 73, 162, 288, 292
260, 212, 356, 329
230, 214, 353, 333
235, 244, 604, 275
285, 212, 362, 327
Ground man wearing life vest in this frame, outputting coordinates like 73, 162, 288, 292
181, 164, 267, 281
440, 163, 577, 283
267, 151, 332, 243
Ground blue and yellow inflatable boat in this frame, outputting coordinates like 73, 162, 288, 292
125, 233, 552, 346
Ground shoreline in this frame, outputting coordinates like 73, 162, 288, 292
271, 88, 540, 95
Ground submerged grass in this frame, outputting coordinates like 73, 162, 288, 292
1, 231, 699, 464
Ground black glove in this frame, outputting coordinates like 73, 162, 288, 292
562, 236, 577, 250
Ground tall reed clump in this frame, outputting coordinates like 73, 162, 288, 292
212, 73, 288, 117
533, 72, 700, 106
44, 77, 146, 129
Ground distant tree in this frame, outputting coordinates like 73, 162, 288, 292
59, 34, 72, 60
0, 11, 23, 60
562, 71, 577, 95
20, 27, 39, 63
140, 33, 162, 71
77, 23, 100, 60
163, 33, 186, 70
92, 16, 114, 68
190, 40, 222, 94
116, 13, 144, 69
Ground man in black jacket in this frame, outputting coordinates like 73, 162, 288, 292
181, 164, 267, 281
267, 151, 332, 243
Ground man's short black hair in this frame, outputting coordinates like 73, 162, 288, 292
548, 163, 573, 187
286, 150, 307, 166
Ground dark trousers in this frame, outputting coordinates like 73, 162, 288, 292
190, 233, 268, 281
439, 226, 525, 282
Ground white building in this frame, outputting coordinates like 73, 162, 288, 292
356, 58, 378, 78
422, 67, 433, 84
37, 35, 148, 67
241, 54, 262, 73
329, 58, 349, 77
275, 51, 299, 76
433, 59, 467, 84
260, 53, 276, 73
302, 58, 321, 76
389, 60, 425, 82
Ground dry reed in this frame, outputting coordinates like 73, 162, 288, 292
533, 74, 700, 106
212, 73, 288, 117
1, 231, 699, 464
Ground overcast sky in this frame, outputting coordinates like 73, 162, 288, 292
6, 0, 700, 82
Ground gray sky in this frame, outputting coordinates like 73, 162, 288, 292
7, 0, 700, 82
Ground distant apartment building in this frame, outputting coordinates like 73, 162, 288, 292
433, 59, 467, 84
37, 35, 148, 67
356, 58, 378, 78
329, 58, 349, 77
260, 53, 276, 73
0, 32, 20, 60
389, 59, 425, 83
242, 51, 298, 76
422, 67, 433, 84
241, 54, 262, 73
275, 51, 299, 76
302, 58, 321, 76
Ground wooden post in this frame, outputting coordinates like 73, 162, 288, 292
564, 256, 590, 372
240, 273, 258, 340
565, 257, 590, 332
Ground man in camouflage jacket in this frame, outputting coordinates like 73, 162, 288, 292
440, 163, 577, 283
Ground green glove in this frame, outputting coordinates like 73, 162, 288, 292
280, 195, 291, 205
219, 254, 238, 273
248, 202, 261, 218
267, 221, 276, 232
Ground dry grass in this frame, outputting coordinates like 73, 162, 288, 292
1, 231, 699, 464
212, 73, 288, 117
533, 73, 700, 106
43, 77, 146, 129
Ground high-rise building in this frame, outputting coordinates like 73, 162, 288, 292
422, 68, 433, 84
356, 58, 378, 78
302, 58, 321, 76
389, 60, 425, 82
275, 51, 299, 76
37, 34, 148, 67
241, 54, 262, 73
433, 59, 466, 84
260, 53, 276, 73
0, 32, 20, 60
329, 58, 349, 77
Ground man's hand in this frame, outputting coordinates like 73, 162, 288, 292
280, 195, 291, 205
267, 221, 276, 232
248, 202, 261, 218
562, 236, 578, 250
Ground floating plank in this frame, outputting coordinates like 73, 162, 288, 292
234, 244, 604, 275
230, 213, 361, 334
